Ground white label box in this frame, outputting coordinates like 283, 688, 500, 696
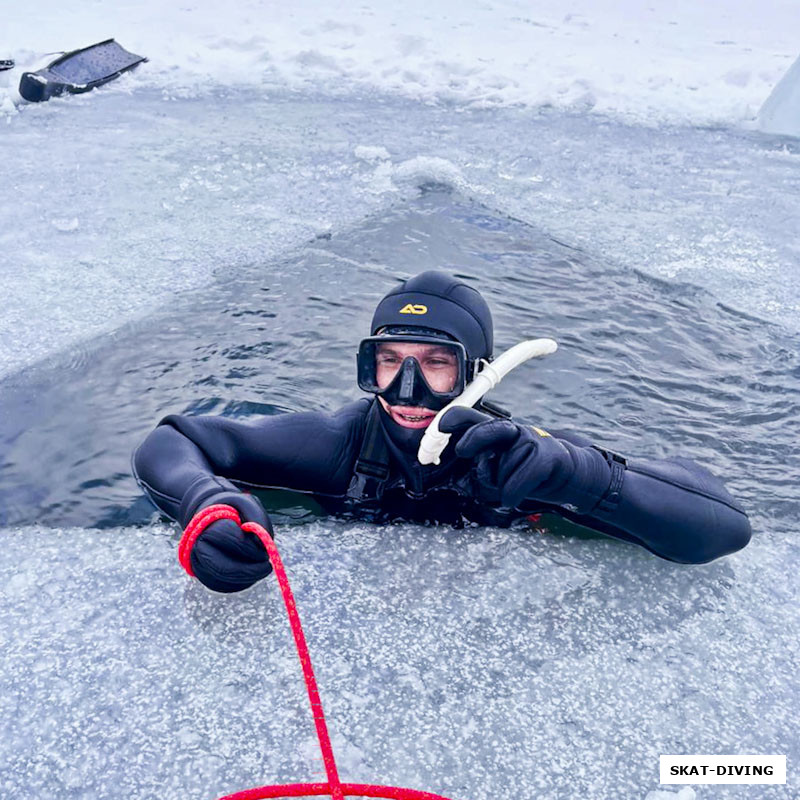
660, 755, 786, 784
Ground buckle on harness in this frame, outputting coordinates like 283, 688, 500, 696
593, 447, 627, 512
355, 460, 390, 481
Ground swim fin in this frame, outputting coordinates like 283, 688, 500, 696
19, 39, 146, 103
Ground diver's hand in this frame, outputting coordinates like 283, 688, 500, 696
439, 407, 607, 511
190, 517, 273, 593
181, 482, 273, 593
439, 407, 572, 508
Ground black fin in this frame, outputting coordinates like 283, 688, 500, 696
19, 39, 146, 103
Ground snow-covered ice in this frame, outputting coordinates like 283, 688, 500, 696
646, 789, 696, 800
1, 0, 798, 126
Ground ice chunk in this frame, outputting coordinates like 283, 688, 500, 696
50, 216, 79, 232
355, 145, 391, 162
392, 156, 470, 194
758, 53, 800, 137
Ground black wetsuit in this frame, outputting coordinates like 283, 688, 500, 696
133, 397, 751, 565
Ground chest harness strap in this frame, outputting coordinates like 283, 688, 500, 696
346, 402, 391, 502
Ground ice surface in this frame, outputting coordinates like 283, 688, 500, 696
646, 789, 696, 800
1, 519, 796, 799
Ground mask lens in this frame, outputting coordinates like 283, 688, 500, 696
375, 341, 459, 394
357, 336, 466, 400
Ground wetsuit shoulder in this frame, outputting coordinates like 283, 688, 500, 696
133, 398, 371, 519
161, 398, 371, 494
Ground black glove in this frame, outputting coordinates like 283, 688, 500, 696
179, 476, 273, 593
439, 407, 613, 512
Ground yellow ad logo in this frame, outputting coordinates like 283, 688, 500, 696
399, 303, 428, 315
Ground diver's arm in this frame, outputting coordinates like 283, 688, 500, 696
132, 399, 370, 524
535, 440, 752, 564
132, 423, 217, 522
439, 408, 751, 564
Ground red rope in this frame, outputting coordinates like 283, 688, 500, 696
179, 504, 459, 800
220, 783, 458, 799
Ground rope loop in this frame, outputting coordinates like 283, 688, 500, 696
178, 503, 242, 576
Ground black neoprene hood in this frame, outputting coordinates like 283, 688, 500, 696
370, 271, 494, 360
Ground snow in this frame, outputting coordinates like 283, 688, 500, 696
1, 0, 798, 126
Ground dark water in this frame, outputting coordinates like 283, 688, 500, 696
1, 189, 797, 534
1, 190, 799, 800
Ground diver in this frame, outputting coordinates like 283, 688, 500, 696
133, 271, 752, 593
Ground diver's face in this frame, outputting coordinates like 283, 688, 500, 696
375, 341, 458, 429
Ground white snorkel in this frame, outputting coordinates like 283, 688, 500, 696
417, 338, 558, 465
